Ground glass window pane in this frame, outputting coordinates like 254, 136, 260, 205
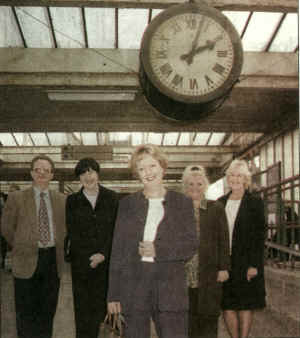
269, 13, 298, 52
81, 132, 97, 145
85, 8, 115, 48
147, 133, 163, 145
48, 132, 68, 145
223, 11, 250, 37
163, 133, 179, 146
193, 133, 210, 145
0, 7, 23, 47
50, 7, 84, 48
208, 133, 226, 145
119, 9, 148, 49
0, 133, 17, 146
132, 132, 143, 146
30, 133, 49, 146
15, 7, 53, 48
242, 12, 282, 51
178, 133, 191, 146
151, 9, 163, 20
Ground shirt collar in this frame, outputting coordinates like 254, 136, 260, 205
33, 185, 49, 197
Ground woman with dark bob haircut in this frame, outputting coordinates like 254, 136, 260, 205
65, 157, 119, 338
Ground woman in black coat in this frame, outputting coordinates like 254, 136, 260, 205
218, 159, 266, 338
65, 158, 119, 338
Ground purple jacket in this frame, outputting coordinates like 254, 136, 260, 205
107, 190, 198, 312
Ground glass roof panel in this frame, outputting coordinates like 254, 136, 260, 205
50, 7, 84, 48
163, 133, 179, 146
0, 133, 17, 146
15, 7, 53, 48
147, 133, 163, 145
151, 9, 163, 20
269, 13, 298, 52
223, 11, 250, 36
108, 132, 131, 144
178, 133, 192, 146
0, 7, 23, 47
118, 9, 148, 49
97, 133, 107, 145
132, 132, 143, 145
208, 132, 226, 145
85, 8, 115, 48
66, 133, 81, 145
193, 133, 211, 145
21, 133, 34, 146
81, 132, 98, 145
30, 133, 49, 146
242, 12, 282, 51
12, 133, 24, 146
47, 132, 68, 145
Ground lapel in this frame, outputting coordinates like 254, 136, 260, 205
223, 190, 249, 246
24, 187, 39, 240
135, 192, 149, 241
198, 200, 207, 224
49, 190, 57, 241
234, 190, 250, 227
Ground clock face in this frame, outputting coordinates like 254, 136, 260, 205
141, 4, 243, 104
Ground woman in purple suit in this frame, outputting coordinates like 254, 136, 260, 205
107, 144, 198, 338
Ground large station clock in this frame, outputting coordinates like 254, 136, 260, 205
139, 2, 243, 121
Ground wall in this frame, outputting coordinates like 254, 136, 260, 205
265, 265, 300, 334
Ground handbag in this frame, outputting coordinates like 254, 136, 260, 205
99, 313, 125, 337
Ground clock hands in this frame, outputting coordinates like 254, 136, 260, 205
181, 16, 206, 65
181, 34, 223, 65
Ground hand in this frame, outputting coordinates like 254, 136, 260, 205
217, 270, 229, 282
247, 267, 258, 281
89, 253, 105, 268
107, 302, 122, 314
138, 241, 156, 258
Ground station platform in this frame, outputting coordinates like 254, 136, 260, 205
1, 263, 299, 338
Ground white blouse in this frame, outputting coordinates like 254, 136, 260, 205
142, 198, 165, 262
225, 199, 241, 253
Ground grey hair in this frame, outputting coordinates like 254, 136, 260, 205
225, 159, 252, 189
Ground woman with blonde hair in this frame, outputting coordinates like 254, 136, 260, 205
218, 159, 266, 338
108, 144, 198, 338
182, 165, 230, 338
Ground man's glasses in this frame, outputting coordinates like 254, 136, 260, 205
33, 168, 52, 174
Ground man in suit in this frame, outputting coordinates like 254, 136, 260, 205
1, 155, 66, 338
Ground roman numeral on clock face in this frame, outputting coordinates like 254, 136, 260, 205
155, 50, 167, 59
217, 50, 228, 57
189, 78, 199, 90
213, 63, 225, 75
172, 74, 183, 87
205, 75, 214, 87
160, 63, 173, 77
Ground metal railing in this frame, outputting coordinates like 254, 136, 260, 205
257, 174, 300, 270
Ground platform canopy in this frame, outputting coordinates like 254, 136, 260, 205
0, 0, 298, 191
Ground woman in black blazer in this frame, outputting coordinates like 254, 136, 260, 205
65, 158, 119, 338
218, 159, 266, 338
